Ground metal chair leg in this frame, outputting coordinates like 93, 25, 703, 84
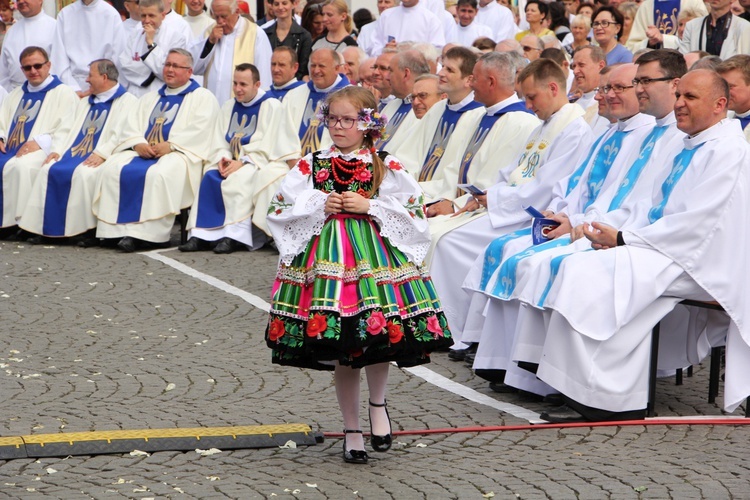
675, 368, 683, 386
708, 346, 724, 404
648, 322, 660, 417
179, 208, 189, 245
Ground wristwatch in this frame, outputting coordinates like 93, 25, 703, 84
147, 42, 156, 50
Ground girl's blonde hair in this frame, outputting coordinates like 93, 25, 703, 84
326, 86, 386, 197
324, 0, 354, 35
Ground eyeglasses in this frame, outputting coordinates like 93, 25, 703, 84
522, 45, 541, 52
412, 92, 440, 101
599, 84, 634, 94
592, 20, 619, 28
373, 64, 390, 72
324, 115, 357, 129
632, 76, 673, 86
21, 62, 48, 72
164, 62, 192, 70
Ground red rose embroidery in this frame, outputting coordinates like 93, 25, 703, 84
307, 313, 328, 337
297, 159, 311, 175
268, 318, 286, 341
357, 188, 370, 198
387, 321, 403, 344
355, 169, 372, 182
426, 316, 444, 338
387, 160, 403, 171
315, 169, 330, 182
365, 311, 387, 335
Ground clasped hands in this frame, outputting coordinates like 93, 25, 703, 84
550, 213, 620, 249
134, 142, 172, 159
325, 191, 370, 214
451, 193, 487, 217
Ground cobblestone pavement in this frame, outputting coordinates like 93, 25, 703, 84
1, 235, 749, 499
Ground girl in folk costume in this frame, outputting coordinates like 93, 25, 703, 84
265, 87, 453, 464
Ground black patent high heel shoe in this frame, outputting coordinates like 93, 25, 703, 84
368, 400, 392, 452
342, 429, 368, 464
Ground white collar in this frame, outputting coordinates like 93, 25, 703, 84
448, 91, 475, 110
485, 93, 520, 115
92, 84, 120, 103
239, 88, 266, 106
274, 78, 299, 90
165, 80, 193, 95
314, 75, 343, 93
27, 75, 54, 92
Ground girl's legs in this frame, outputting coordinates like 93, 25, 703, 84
365, 362, 390, 436
334, 363, 364, 450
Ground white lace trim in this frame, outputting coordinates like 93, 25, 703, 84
317, 145, 375, 162
368, 201, 429, 266
278, 191, 328, 265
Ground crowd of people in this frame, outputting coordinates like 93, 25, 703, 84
1, 0, 750, 452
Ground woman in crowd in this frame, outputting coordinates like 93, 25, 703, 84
563, 14, 592, 56
617, 2, 639, 47
302, 1, 326, 40
576, 1, 595, 19
515, 0, 555, 41
264, 0, 313, 79
549, 1, 573, 44
592, 5, 632, 64
312, 0, 358, 53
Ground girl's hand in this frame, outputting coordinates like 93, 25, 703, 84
325, 192, 344, 214
342, 191, 370, 214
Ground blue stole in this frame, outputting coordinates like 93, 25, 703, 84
608, 124, 669, 211
648, 144, 704, 223
194, 96, 270, 229
375, 100, 412, 149
456, 101, 531, 191
537, 136, 703, 308
478, 227, 533, 290
582, 130, 628, 210
299, 76, 349, 156
736, 114, 750, 131
0, 76, 63, 222
565, 132, 607, 196
116, 80, 200, 224
489, 127, 647, 299
418, 100, 483, 182
42, 86, 127, 236
654, 0, 680, 35
490, 235, 571, 298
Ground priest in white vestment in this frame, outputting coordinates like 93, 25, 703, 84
180, 63, 299, 254
531, 70, 750, 421
0, 47, 78, 231
161, 0, 195, 43
268, 46, 305, 101
51, 0, 125, 94
93, 49, 220, 252
19, 59, 137, 243
476, 0, 518, 42
0, 0, 56, 92
717, 55, 750, 142
184, 0, 215, 40
429, 55, 593, 348
376, 50, 430, 153
470, 54, 688, 395
282, 48, 350, 159
191, 0, 273, 102
454, 0, 495, 46
370, 0, 446, 56
392, 46, 484, 200
119, 0, 191, 97
572, 45, 611, 136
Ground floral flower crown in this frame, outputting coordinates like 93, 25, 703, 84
316, 102, 389, 141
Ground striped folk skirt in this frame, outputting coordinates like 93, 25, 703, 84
266, 214, 453, 370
